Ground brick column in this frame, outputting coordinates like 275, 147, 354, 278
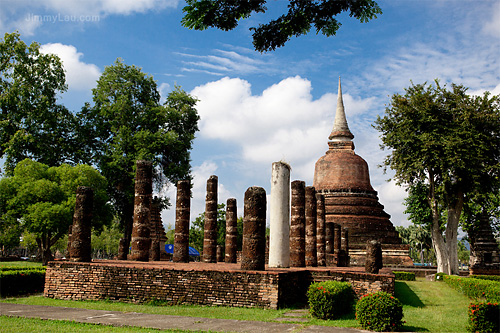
203, 175, 218, 263
130, 160, 152, 261
316, 193, 326, 266
365, 240, 383, 274
69, 186, 93, 262
290, 180, 305, 267
225, 198, 238, 263
173, 180, 191, 263
241, 187, 266, 271
305, 186, 317, 267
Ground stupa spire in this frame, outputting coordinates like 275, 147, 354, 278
329, 77, 354, 141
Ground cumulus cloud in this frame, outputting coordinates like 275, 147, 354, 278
160, 160, 234, 229
191, 76, 381, 187
40, 43, 101, 91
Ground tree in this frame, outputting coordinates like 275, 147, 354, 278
181, 0, 382, 52
0, 32, 79, 174
79, 59, 199, 254
374, 81, 500, 274
91, 223, 122, 259
189, 203, 227, 252
395, 224, 432, 264
189, 203, 244, 253
0, 159, 113, 264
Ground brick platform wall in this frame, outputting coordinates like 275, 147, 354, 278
44, 261, 395, 309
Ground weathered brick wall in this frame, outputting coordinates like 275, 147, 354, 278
308, 270, 395, 297
44, 262, 394, 309
45, 262, 279, 308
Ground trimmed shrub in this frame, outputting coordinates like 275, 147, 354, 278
356, 291, 404, 332
467, 302, 500, 333
443, 275, 500, 302
471, 275, 500, 282
0, 269, 46, 297
307, 281, 355, 319
435, 272, 446, 281
393, 271, 416, 281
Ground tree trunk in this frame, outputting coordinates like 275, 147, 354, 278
37, 236, 53, 266
428, 178, 449, 274
445, 194, 463, 275
117, 201, 134, 260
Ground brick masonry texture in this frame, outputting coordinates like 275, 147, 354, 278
44, 261, 394, 309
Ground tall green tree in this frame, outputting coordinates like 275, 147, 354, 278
374, 81, 500, 274
0, 32, 79, 173
79, 59, 199, 254
182, 0, 382, 52
0, 159, 112, 264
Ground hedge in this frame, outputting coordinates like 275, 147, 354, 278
470, 275, 500, 282
442, 275, 500, 302
355, 291, 404, 332
467, 302, 499, 333
393, 271, 416, 281
307, 281, 355, 319
0, 269, 46, 297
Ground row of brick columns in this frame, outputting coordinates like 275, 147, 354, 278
66, 160, 378, 273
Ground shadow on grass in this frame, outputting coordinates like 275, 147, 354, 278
395, 281, 425, 308
401, 324, 430, 332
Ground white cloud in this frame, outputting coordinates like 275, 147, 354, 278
39, 43, 101, 91
161, 160, 234, 229
158, 82, 171, 104
177, 46, 277, 76
483, 1, 500, 38
191, 76, 377, 182
0, 0, 179, 35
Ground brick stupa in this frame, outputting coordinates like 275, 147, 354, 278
313, 78, 412, 266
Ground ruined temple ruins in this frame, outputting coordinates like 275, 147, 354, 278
313, 78, 412, 266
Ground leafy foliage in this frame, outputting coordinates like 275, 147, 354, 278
182, 0, 382, 52
471, 275, 500, 282
442, 275, 500, 303
0, 159, 112, 264
374, 80, 500, 274
355, 291, 404, 332
0, 32, 79, 173
393, 271, 416, 281
307, 281, 355, 320
395, 224, 433, 264
0, 268, 46, 297
467, 302, 499, 333
189, 203, 243, 252
79, 59, 199, 245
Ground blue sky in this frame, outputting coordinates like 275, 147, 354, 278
2, 0, 499, 231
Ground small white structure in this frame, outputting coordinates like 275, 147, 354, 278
268, 161, 291, 268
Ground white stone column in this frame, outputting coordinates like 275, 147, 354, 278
269, 161, 291, 268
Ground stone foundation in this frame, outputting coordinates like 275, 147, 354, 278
44, 261, 395, 309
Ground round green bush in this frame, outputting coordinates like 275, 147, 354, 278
307, 281, 355, 320
355, 291, 404, 332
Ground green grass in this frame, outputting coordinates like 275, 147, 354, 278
0, 316, 199, 333
395, 278, 470, 332
1, 277, 473, 332
0, 261, 43, 269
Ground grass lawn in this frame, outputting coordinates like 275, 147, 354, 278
1, 276, 472, 332
0, 261, 43, 269
396, 278, 470, 332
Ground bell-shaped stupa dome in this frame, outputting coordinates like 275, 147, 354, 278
313, 78, 412, 266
